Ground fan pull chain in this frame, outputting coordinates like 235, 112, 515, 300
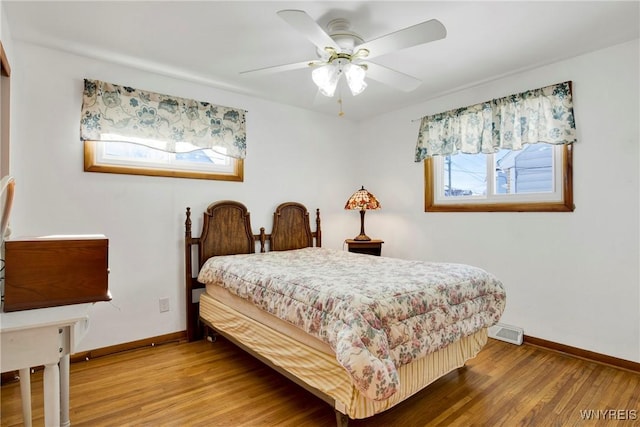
338, 96, 344, 117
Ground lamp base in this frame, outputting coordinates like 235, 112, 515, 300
352, 234, 371, 241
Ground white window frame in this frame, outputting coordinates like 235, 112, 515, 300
424, 144, 573, 212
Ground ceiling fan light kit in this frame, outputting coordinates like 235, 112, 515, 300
312, 60, 367, 97
241, 9, 447, 104
312, 64, 339, 97
344, 63, 367, 96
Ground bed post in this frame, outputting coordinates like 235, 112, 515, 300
185, 207, 201, 342
258, 227, 267, 253
185, 208, 193, 340
315, 208, 322, 247
335, 411, 349, 427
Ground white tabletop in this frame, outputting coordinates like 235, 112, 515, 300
0, 303, 93, 332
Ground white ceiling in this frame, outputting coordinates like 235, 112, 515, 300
4, 1, 639, 121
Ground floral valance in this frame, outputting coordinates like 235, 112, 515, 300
80, 79, 247, 159
414, 81, 576, 162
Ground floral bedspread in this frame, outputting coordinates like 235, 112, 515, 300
198, 248, 506, 401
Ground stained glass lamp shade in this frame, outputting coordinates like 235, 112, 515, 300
344, 186, 381, 241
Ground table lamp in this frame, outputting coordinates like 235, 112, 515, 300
344, 186, 381, 241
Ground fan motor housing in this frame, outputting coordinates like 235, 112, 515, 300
327, 18, 363, 53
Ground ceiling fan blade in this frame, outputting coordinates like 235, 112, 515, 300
277, 9, 339, 53
356, 19, 446, 60
240, 60, 315, 77
364, 62, 422, 92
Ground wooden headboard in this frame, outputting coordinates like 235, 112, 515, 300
194, 200, 255, 268
271, 202, 321, 251
184, 200, 321, 341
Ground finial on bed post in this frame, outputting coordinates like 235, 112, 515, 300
315, 208, 322, 247
259, 227, 267, 253
185, 207, 192, 238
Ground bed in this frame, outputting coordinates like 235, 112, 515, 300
184, 200, 506, 426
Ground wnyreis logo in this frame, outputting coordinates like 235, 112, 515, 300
579, 409, 637, 421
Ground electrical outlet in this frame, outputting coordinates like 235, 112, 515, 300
159, 297, 170, 313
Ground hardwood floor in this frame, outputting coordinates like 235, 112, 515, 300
1, 337, 639, 426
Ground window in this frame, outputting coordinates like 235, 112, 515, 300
424, 143, 573, 212
81, 79, 246, 181
415, 81, 576, 212
84, 138, 243, 181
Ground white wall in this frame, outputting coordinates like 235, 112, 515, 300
358, 39, 640, 363
8, 42, 360, 351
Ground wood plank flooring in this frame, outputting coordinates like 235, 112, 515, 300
1, 337, 639, 426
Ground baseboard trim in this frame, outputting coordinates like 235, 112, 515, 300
524, 335, 640, 373
70, 331, 187, 363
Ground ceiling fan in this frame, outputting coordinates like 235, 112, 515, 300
240, 10, 447, 98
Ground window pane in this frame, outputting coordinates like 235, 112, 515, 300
176, 150, 213, 163
87, 138, 241, 180
102, 133, 166, 151
443, 153, 487, 197
495, 144, 554, 195
176, 149, 230, 166
101, 140, 231, 169
103, 141, 170, 163
425, 144, 572, 212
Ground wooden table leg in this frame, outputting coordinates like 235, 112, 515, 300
18, 368, 32, 427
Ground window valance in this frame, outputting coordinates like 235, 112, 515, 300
80, 79, 247, 159
414, 81, 576, 162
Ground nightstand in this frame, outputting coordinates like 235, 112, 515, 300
346, 239, 384, 256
